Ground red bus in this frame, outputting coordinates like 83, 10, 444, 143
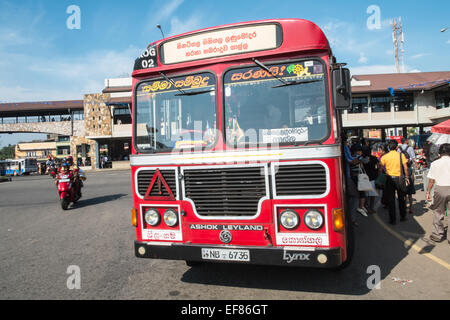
131, 19, 353, 268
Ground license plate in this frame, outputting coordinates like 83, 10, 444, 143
201, 248, 250, 262
59, 179, 70, 183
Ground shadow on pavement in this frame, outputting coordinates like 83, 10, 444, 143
411, 200, 428, 217
181, 262, 373, 296
180, 190, 431, 296
74, 193, 128, 209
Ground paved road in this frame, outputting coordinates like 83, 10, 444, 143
0, 171, 449, 300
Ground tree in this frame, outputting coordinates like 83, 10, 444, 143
407, 127, 418, 138
0, 144, 15, 160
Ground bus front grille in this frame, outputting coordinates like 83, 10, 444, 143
274, 163, 328, 196
183, 166, 267, 217
137, 169, 177, 198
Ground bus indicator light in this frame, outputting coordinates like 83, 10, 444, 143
333, 208, 345, 232
131, 208, 138, 227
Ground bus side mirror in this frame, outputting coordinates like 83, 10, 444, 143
332, 68, 351, 110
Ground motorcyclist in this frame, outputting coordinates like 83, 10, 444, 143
63, 155, 86, 200
45, 155, 55, 175
55, 162, 72, 186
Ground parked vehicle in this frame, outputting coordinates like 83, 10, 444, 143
0, 158, 37, 176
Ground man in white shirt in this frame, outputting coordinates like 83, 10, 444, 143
426, 143, 450, 244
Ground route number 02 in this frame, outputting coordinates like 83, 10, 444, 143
141, 59, 155, 68
140, 47, 156, 68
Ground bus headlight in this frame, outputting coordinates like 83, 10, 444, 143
304, 210, 324, 230
144, 209, 160, 226
280, 210, 300, 230
163, 209, 178, 227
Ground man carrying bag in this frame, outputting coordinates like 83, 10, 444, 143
426, 144, 450, 244
379, 140, 409, 225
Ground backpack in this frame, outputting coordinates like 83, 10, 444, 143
399, 145, 412, 165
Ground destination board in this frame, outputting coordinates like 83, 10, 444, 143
161, 24, 282, 64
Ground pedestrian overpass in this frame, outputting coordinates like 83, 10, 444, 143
0, 100, 85, 136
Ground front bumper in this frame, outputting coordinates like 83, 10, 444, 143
134, 241, 343, 268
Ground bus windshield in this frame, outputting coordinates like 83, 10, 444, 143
26, 158, 37, 167
135, 72, 217, 152
224, 59, 329, 146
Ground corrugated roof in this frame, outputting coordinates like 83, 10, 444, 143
107, 97, 132, 104
0, 100, 84, 113
351, 71, 450, 94
102, 86, 132, 94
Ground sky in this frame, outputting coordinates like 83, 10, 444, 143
0, 0, 449, 146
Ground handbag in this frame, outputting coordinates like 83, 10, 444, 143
357, 165, 375, 192
398, 153, 410, 193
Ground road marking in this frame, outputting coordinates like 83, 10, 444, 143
373, 213, 450, 271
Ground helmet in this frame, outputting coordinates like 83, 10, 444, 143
65, 156, 73, 166
62, 162, 71, 168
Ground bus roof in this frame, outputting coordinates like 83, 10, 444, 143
132, 19, 331, 76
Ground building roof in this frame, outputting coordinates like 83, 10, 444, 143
351, 71, 450, 94
107, 96, 132, 104
102, 77, 132, 104
16, 141, 56, 150
102, 86, 132, 94
0, 100, 84, 114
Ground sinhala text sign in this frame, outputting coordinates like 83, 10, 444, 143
161, 24, 281, 64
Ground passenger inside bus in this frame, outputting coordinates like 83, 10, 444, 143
227, 91, 322, 145
263, 104, 287, 129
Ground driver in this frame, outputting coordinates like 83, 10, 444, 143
54, 162, 71, 186
63, 156, 86, 199
45, 155, 55, 174
263, 104, 284, 129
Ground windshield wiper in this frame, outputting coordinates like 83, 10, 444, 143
160, 72, 186, 95
271, 78, 322, 88
174, 89, 213, 96
252, 58, 322, 88
160, 72, 213, 96
252, 58, 288, 86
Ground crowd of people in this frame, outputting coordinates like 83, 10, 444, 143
37, 155, 91, 175
343, 134, 449, 245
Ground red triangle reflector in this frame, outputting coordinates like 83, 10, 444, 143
144, 169, 175, 201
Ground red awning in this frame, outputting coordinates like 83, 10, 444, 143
431, 119, 450, 135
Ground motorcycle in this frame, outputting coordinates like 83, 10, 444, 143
56, 171, 81, 210
47, 161, 58, 178
48, 166, 57, 178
